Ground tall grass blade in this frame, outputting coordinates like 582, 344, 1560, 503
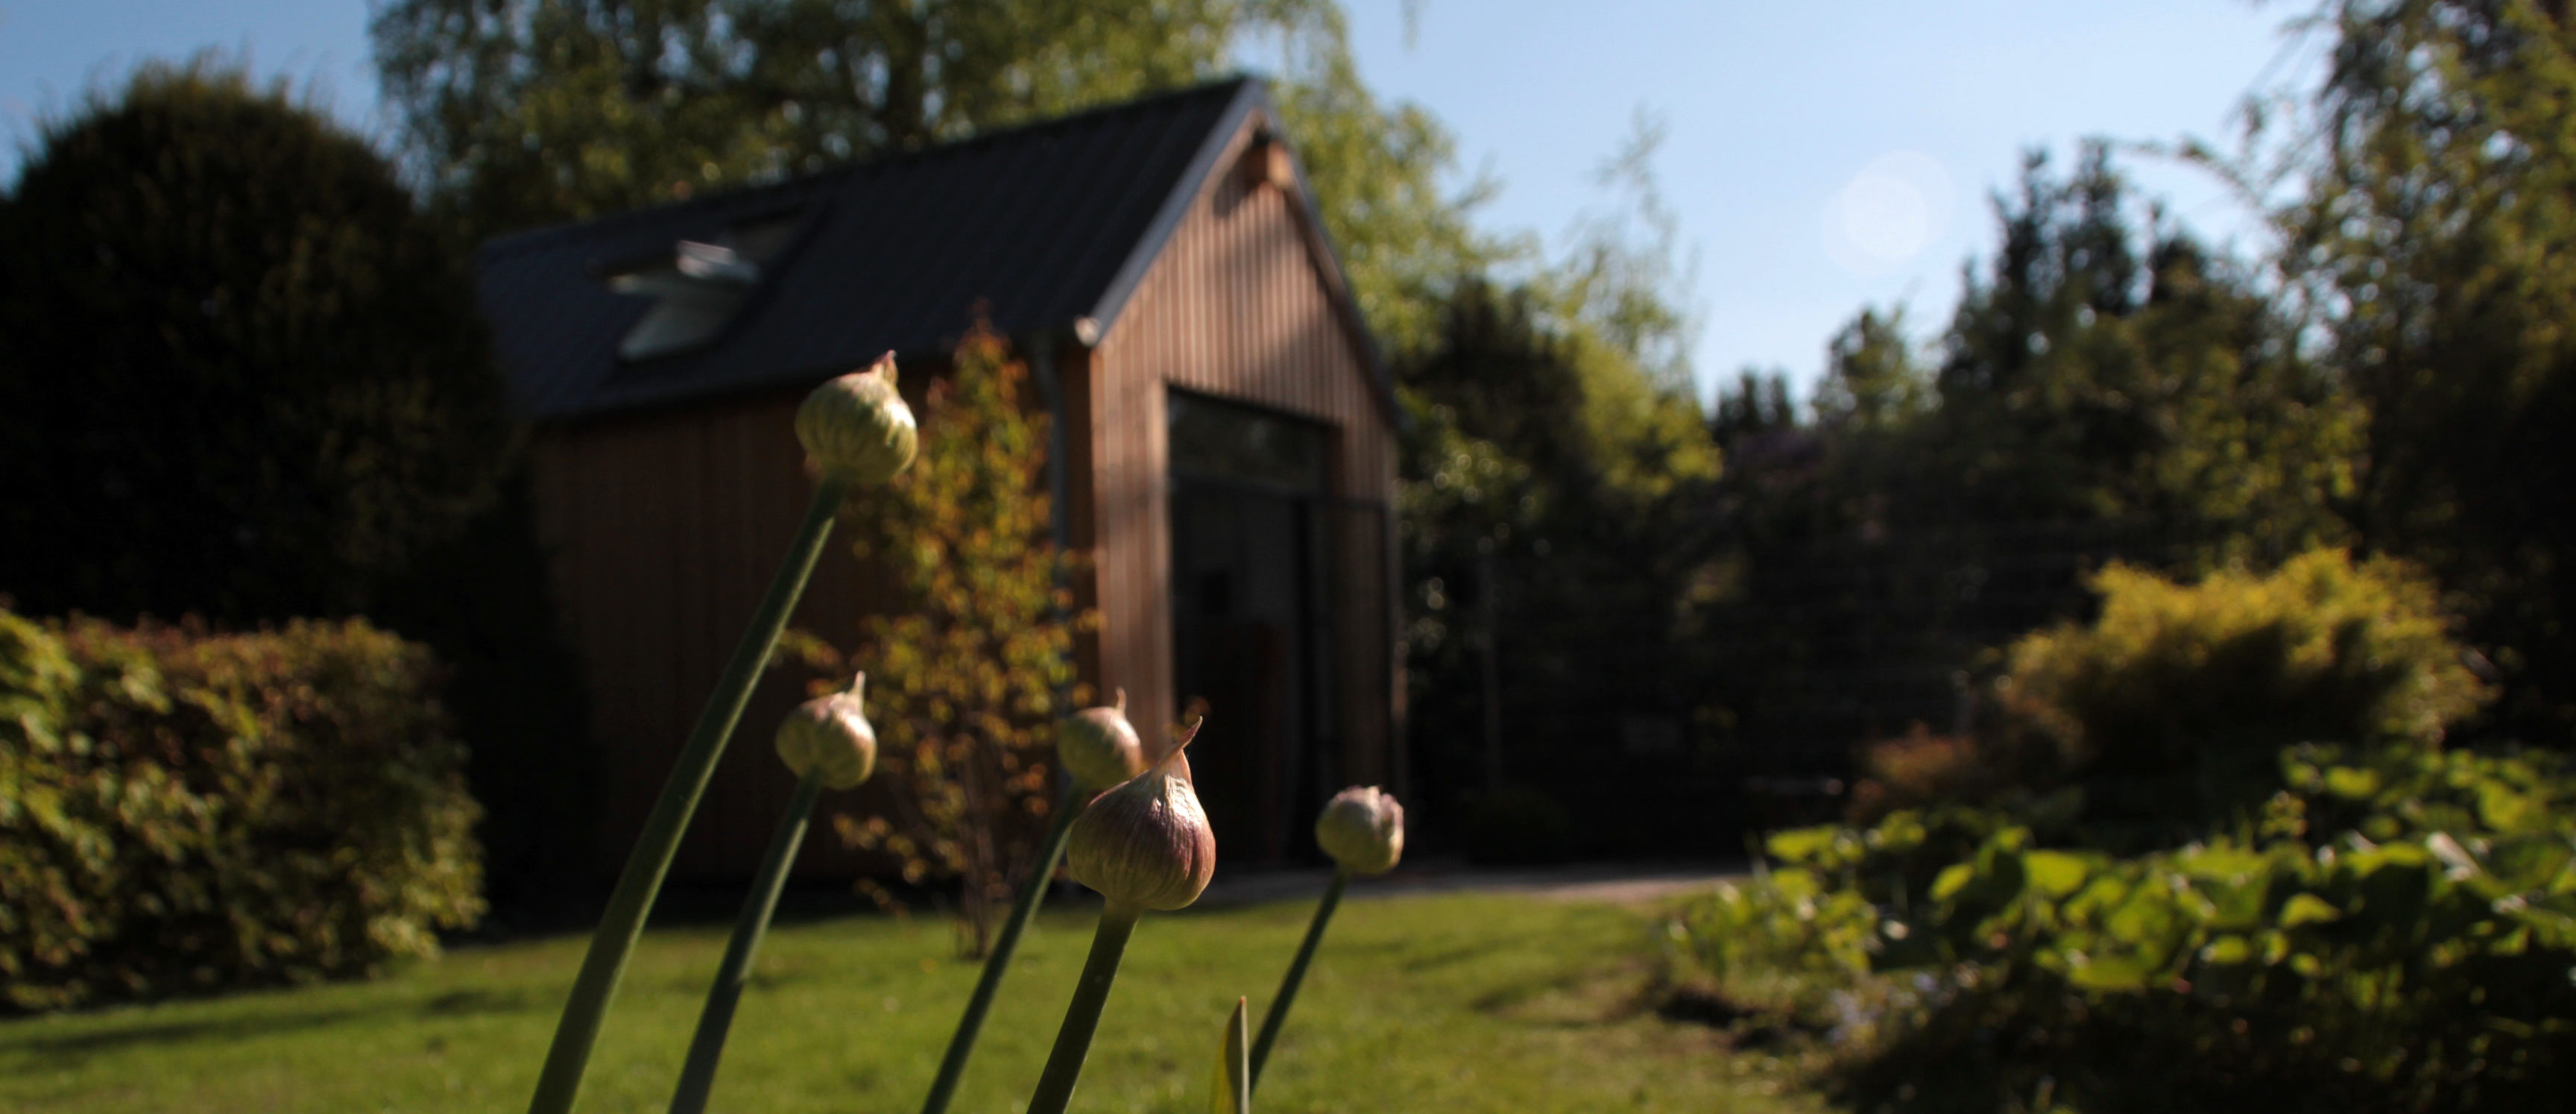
1210, 996, 1251, 1114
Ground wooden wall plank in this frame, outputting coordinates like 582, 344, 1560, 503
531, 387, 888, 882
1090, 110, 1403, 799
528, 113, 1401, 883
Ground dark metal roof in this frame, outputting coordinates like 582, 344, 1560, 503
477, 77, 1284, 421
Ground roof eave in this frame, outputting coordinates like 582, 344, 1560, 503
1082, 78, 1399, 427
1081, 77, 1267, 338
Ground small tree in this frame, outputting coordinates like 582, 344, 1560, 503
828, 327, 1085, 955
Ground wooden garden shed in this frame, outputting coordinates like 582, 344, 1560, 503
475, 78, 1403, 881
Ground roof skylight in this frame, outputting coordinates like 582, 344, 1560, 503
603, 213, 806, 362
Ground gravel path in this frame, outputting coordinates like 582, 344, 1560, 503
1193, 859, 1750, 910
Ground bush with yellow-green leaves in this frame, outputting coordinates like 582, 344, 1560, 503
0, 611, 482, 1010
1682, 551, 2575, 1113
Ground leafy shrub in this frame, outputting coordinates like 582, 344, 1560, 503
1988, 549, 2488, 846
1849, 726, 2001, 823
1840, 550, 2488, 848
1676, 551, 2569, 1111
821, 328, 1085, 956
1690, 743, 2576, 1113
0, 611, 482, 1010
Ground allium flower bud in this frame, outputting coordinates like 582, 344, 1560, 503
1314, 786, 1404, 875
796, 352, 918, 485
1067, 719, 1216, 911
1058, 687, 1148, 792
774, 673, 877, 789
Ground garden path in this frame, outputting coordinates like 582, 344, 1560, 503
1195, 859, 1750, 909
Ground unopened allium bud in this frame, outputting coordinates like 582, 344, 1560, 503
1058, 688, 1148, 792
774, 673, 877, 789
796, 352, 918, 485
1067, 719, 1216, 911
1314, 786, 1404, 875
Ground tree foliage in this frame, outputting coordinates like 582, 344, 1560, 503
373, 0, 1288, 230
820, 330, 1084, 955
2269, 0, 2576, 737
1696, 150, 2369, 770
0, 59, 512, 626
1395, 278, 1721, 846
371, 0, 1495, 354
1919, 145, 2361, 565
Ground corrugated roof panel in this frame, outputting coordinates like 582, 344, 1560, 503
478, 78, 1264, 422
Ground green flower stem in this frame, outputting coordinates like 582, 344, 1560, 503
668, 769, 827, 1114
1024, 904, 1143, 1114
919, 781, 1085, 1114
1248, 866, 1349, 1087
527, 476, 851, 1114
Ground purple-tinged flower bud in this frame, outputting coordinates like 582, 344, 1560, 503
1058, 687, 1148, 793
1067, 718, 1216, 911
796, 352, 918, 485
1315, 786, 1404, 875
774, 673, 877, 789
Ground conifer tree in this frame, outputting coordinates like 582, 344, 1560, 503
0, 59, 511, 626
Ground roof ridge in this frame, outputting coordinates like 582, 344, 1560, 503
474, 75, 1260, 264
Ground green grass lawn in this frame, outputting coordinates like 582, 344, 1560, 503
0, 890, 1821, 1113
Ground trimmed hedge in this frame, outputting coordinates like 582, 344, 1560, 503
0, 611, 482, 1010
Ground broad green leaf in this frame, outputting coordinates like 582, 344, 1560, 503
1931, 863, 1977, 902
2173, 846, 2269, 884
2024, 851, 2092, 898
2103, 894, 2182, 957
2477, 780, 2542, 831
2484, 836, 2574, 890
1209, 996, 1249, 1114
2199, 934, 2253, 964
1866, 811, 1927, 852
1765, 826, 1844, 865
2065, 952, 2156, 992
2351, 842, 2433, 875
2281, 893, 2342, 928
2324, 766, 2381, 800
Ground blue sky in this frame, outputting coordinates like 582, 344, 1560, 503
0, 1, 2318, 404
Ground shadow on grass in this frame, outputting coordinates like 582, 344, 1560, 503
1398, 942, 1503, 972
1, 985, 540, 1063
4, 1007, 379, 1060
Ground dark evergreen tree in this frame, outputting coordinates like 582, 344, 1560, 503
371, 0, 1494, 353
1695, 148, 2365, 784
1397, 280, 1724, 854
0, 60, 512, 625
0, 60, 587, 913
1928, 146, 2358, 567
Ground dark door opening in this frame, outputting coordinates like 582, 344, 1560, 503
1167, 391, 1335, 864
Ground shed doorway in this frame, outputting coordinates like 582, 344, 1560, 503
1167, 390, 1336, 864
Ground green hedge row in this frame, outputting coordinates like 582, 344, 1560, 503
0, 610, 482, 1010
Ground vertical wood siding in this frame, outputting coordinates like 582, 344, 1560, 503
529, 391, 891, 881
527, 113, 1400, 882
1087, 113, 1402, 786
